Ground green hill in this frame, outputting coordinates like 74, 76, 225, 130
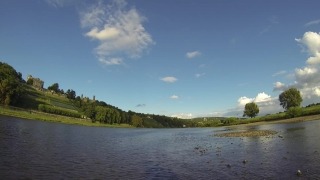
18, 84, 78, 111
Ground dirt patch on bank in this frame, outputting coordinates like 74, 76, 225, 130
215, 130, 277, 137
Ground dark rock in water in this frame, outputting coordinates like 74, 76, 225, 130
296, 170, 302, 176
242, 160, 247, 164
227, 164, 231, 168
278, 135, 283, 138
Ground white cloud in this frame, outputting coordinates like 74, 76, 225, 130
295, 31, 320, 65
295, 67, 318, 82
81, 0, 154, 65
273, 82, 286, 91
160, 76, 178, 83
171, 113, 193, 119
86, 27, 120, 40
272, 70, 287, 77
254, 92, 272, 103
305, 19, 320, 27
80, 1, 105, 28
99, 57, 123, 65
46, 0, 70, 7
314, 87, 320, 96
238, 92, 272, 106
170, 95, 179, 99
259, 16, 279, 35
195, 73, 205, 78
306, 55, 320, 65
186, 51, 201, 59
237, 96, 254, 106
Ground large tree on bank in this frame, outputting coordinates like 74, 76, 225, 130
0, 62, 24, 105
243, 102, 259, 118
279, 88, 302, 110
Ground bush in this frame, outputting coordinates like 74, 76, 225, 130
221, 117, 238, 125
38, 104, 81, 118
258, 113, 287, 121
286, 107, 302, 118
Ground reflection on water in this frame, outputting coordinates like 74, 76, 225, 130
0, 115, 320, 179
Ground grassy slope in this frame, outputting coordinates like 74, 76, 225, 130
18, 84, 77, 111
0, 107, 131, 128
0, 85, 131, 128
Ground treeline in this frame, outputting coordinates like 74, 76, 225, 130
305, 103, 320, 108
130, 112, 186, 128
76, 99, 130, 124
73, 98, 186, 128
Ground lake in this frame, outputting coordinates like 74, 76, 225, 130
1, 115, 320, 179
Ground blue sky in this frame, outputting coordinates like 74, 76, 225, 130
1, 0, 320, 118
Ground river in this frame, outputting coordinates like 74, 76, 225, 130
1, 115, 320, 179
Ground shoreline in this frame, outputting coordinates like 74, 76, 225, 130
238, 114, 320, 127
1, 105, 320, 129
215, 115, 320, 137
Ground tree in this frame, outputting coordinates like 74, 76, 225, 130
131, 114, 143, 127
26, 78, 33, 85
84, 104, 96, 122
0, 62, 24, 105
95, 106, 108, 123
279, 88, 302, 110
48, 83, 60, 93
66, 89, 76, 100
243, 102, 259, 118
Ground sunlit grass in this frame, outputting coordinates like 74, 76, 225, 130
0, 106, 132, 128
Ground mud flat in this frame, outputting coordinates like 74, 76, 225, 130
215, 130, 278, 137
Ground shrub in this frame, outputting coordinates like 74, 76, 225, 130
286, 107, 302, 118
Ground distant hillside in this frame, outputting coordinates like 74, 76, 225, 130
18, 84, 77, 111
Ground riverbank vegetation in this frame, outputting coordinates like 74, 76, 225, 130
1, 61, 320, 128
0, 105, 131, 128
191, 104, 320, 127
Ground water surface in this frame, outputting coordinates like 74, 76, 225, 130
1, 115, 320, 179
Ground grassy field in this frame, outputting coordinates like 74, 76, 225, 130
0, 106, 132, 128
